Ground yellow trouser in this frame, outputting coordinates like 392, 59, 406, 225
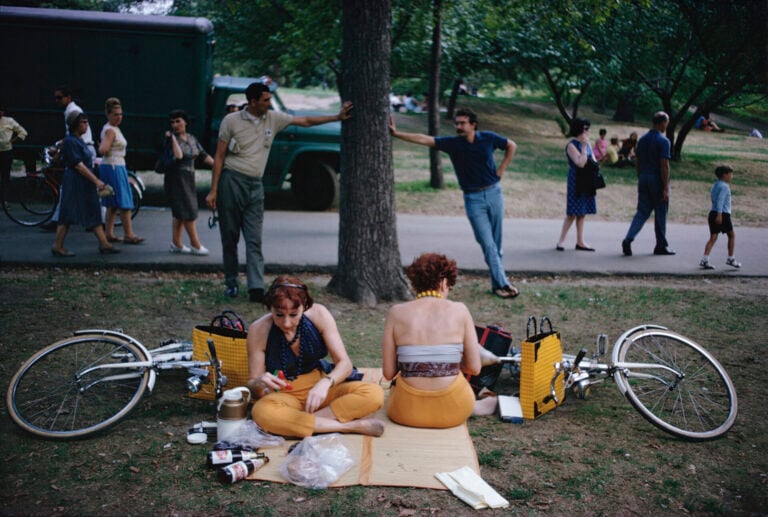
387, 374, 475, 428
251, 369, 384, 438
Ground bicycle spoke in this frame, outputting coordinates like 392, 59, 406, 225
616, 330, 737, 440
8, 335, 150, 439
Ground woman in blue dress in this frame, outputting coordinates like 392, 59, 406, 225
51, 111, 119, 257
556, 117, 597, 252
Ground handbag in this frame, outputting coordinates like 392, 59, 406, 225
519, 316, 564, 419
153, 137, 176, 175
594, 169, 606, 190
190, 311, 249, 400
576, 157, 603, 196
466, 325, 513, 394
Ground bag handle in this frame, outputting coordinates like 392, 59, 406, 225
526, 316, 537, 338
540, 316, 554, 335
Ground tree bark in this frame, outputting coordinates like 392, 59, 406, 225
328, 0, 410, 306
427, 0, 444, 189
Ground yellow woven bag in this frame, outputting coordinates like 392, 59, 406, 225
519, 316, 565, 419
190, 324, 249, 401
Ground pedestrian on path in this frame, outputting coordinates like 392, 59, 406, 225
0, 105, 27, 189
621, 111, 675, 257
206, 81, 353, 302
700, 165, 741, 270
556, 117, 597, 252
389, 108, 520, 299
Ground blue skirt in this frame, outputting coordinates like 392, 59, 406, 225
99, 164, 134, 209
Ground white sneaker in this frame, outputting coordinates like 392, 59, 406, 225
190, 245, 209, 256
169, 243, 192, 254
699, 259, 715, 270
726, 258, 742, 268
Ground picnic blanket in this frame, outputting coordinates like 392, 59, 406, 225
248, 368, 479, 489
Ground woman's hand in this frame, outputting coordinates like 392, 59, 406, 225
304, 376, 332, 413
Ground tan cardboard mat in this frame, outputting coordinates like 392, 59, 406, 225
248, 368, 479, 489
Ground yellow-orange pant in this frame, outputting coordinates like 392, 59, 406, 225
386, 374, 474, 428
251, 369, 384, 438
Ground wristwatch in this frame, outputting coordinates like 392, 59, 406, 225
324, 374, 335, 387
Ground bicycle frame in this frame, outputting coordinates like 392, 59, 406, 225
72, 329, 222, 396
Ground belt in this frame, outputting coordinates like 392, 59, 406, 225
464, 183, 494, 193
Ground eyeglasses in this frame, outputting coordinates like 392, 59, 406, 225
54, 95, 64, 100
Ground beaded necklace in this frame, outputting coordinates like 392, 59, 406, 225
416, 290, 443, 299
279, 319, 304, 380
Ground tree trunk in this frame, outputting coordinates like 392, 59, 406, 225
427, 0, 444, 189
446, 77, 462, 120
613, 95, 635, 122
328, 0, 410, 306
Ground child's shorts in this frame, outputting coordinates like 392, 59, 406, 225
708, 211, 733, 234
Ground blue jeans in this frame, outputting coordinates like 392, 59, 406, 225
624, 173, 669, 249
463, 183, 509, 290
217, 168, 265, 291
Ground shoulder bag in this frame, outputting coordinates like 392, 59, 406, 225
154, 137, 176, 175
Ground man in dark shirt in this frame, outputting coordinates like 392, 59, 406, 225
622, 111, 675, 256
389, 109, 519, 298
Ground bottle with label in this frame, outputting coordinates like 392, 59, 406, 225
207, 449, 266, 469
218, 457, 269, 484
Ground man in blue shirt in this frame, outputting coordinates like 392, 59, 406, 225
621, 111, 675, 256
389, 108, 519, 298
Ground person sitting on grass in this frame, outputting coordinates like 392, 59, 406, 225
247, 276, 385, 438
381, 253, 500, 428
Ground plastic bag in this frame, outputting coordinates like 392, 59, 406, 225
223, 420, 286, 450
278, 433, 355, 489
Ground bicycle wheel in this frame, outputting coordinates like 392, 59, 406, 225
2, 174, 57, 226
613, 329, 737, 441
128, 171, 143, 220
7, 334, 151, 439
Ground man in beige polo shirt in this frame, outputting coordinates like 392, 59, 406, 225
206, 81, 352, 301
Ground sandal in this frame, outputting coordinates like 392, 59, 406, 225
123, 236, 145, 245
493, 285, 520, 299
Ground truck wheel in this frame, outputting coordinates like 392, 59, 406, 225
291, 161, 339, 211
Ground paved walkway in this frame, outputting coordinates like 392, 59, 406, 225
1, 207, 766, 278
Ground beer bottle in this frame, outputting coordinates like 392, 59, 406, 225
218, 457, 269, 484
207, 449, 266, 468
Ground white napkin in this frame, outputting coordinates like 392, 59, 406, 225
435, 466, 509, 509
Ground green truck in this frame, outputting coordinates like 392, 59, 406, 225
0, 6, 341, 210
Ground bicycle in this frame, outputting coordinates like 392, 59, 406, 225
6, 329, 226, 440
2, 146, 144, 227
497, 322, 738, 441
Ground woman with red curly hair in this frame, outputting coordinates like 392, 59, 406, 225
247, 275, 385, 437
382, 253, 483, 428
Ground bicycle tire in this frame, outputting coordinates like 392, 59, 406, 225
128, 171, 142, 220
7, 333, 151, 439
613, 329, 737, 441
2, 174, 57, 226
